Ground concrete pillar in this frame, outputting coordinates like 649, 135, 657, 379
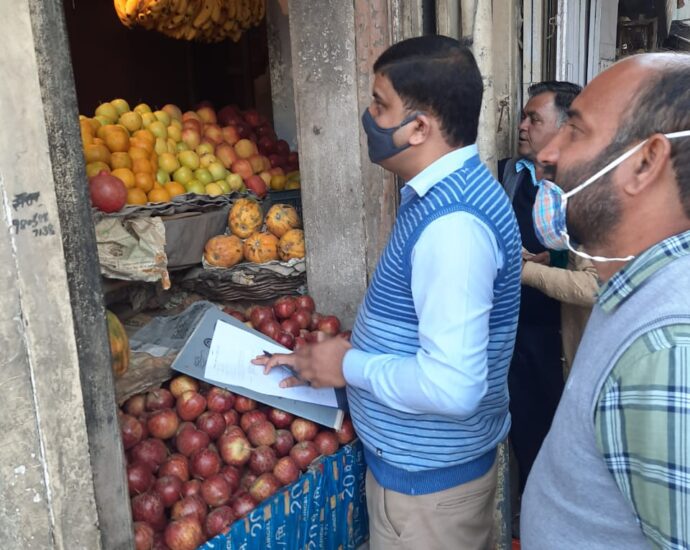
0, 0, 132, 548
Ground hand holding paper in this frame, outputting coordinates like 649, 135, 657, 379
252, 336, 352, 389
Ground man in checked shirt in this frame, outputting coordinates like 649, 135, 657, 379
520, 53, 690, 549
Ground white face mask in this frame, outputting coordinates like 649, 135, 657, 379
532, 130, 690, 263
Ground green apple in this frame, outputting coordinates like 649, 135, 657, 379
141, 112, 157, 128
196, 143, 215, 156
156, 169, 170, 185
153, 110, 171, 126
194, 168, 213, 186
205, 182, 223, 196
208, 162, 228, 181
186, 180, 206, 194
110, 98, 130, 116
178, 150, 200, 170
176, 142, 190, 152
226, 173, 243, 192
173, 166, 193, 185
148, 121, 168, 140
94, 102, 118, 123
200, 153, 218, 168
216, 179, 231, 193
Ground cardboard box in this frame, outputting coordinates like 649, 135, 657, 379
200, 440, 369, 549
162, 206, 230, 269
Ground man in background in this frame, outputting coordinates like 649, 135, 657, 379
498, 80, 582, 494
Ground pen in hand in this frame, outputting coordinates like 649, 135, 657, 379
262, 350, 310, 386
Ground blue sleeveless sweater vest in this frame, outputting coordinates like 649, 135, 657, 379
348, 154, 521, 495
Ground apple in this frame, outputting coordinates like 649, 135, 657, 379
225, 173, 244, 192
248, 154, 265, 174
179, 150, 200, 171
215, 142, 238, 168
181, 128, 201, 150
203, 124, 223, 145
195, 142, 215, 156
245, 175, 268, 198
243, 109, 263, 128
196, 106, 217, 124
208, 162, 228, 181
234, 139, 257, 159
257, 136, 276, 155
231, 159, 253, 180
221, 125, 241, 145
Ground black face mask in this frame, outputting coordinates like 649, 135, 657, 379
361, 109, 421, 163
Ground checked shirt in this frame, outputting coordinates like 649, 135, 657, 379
595, 230, 690, 549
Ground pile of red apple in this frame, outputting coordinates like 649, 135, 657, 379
121, 375, 356, 550
224, 294, 350, 351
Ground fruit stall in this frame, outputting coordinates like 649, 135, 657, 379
54, 0, 376, 547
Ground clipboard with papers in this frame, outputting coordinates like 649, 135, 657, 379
170, 306, 347, 430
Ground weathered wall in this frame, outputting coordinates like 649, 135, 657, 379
0, 0, 103, 547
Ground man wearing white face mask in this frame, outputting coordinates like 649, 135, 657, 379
521, 53, 690, 549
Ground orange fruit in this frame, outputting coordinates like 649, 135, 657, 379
126, 187, 148, 205
130, 137, 153, 154
149, 152, 158, 171
111, 168, 136, 189
164, 181, 186, 198
84, 143, 111, 165
132, 157, 153, 174
129, 146, 149, 161
148, 187, 171, 203
133, 129, 155, 146
110, 152, 132, 170
87, 117, 101, 133
103, 126, 130, 153
92, 137, 106, 146
152, 182, 163, 190
134, 171, 154, 193
86, 161, 110, 178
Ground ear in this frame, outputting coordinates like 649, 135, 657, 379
408, 113, 432, 146
622, 134, 672, 196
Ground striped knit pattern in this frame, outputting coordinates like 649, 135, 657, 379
348, 154, 521, 494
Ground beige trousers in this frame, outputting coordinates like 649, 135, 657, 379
365, 459, 497, 550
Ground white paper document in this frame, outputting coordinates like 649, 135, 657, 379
204, 320, 339, 408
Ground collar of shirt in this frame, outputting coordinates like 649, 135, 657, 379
400, 144, 478, 204
515, 158, 540, 187
598, 229, 690, 313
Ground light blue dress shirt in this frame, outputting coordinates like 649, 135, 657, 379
343, 145, 504, 418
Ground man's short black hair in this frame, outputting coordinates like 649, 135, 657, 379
527, 81, 582, 125
373, 35, 482, 147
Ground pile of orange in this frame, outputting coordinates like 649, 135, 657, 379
81, 99, 187, 206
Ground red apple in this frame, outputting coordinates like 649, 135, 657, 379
195, 411, 226, 440
273, 456, 300, 485
295, 295, 316, 313
222, 307, 245, 322
171, 494, 207, 523
164, 515, 204, 550
267, 408, 294, 429
128, 462, 155, 495
309, 312, 323, 331
181, 127, 201, 149
273, 429, 295, 458
249, 306, 274, 328
318, 315, 341, 336
190, 447, 221, 480
215, 142, 238, 168
175, 427, 210, 458
203, 123, 223, 145
222, 409, 239, 427
249, 445, 278, 475
289, 441, 319, 470
120, 413, 144, 450
275, 331, 295, 350
200, 473, 231, 507
147, 408, 180, 440
176, 391, 206, 421
221, 125, 241, 145
245, 175, 268, 199
336, 417, 356, 444
290, 418, 318, 442
273, 296, 297, 319
131, 438, 168, 472
153, 475, 183, 508
218, 435, 252, 466
231, 159, 253, 180
181, 479, 201, 498
249, 473, 281, 503
132, 491, 166, 532
276, 140, 290, 155
281, 318, 301, 337
206, 387, 235, 413
240, 410, 267, 433
314, 431, 340, 456
205, 505, 235, 538
257, 135, 276, 155
259, 319, 281, 340
247, 420, 277, 447
231, 492, 256, 518
159, 453, 190, 483
220, 464, 241, 494
291, 308, 312, 330
124, 394, 146, 416
234, 395, 257, 413
134, 522, 155, 550
146, 388, 174, 411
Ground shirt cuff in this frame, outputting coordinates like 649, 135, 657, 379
343, 348, 375, 391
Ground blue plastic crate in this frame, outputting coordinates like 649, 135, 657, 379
199, 440, 369, 550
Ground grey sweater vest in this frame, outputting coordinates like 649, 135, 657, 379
521, 253, 690, 549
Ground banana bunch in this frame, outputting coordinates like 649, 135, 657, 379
113, 0, 265, 43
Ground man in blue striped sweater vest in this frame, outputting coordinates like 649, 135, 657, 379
256, 36, 521, 549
